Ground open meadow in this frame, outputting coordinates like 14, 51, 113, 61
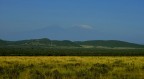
0, 56, 144, 79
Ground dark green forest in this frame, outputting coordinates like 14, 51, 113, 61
0, 38, 144, 56
0, 46, 144, 56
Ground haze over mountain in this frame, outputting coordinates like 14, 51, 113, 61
1, 26, 143, 44
6, 26, 104, 40
0, 0, 144, 44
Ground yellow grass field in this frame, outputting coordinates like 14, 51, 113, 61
0, 56, 144, 79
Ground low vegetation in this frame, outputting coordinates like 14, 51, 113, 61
0, 46, 144, 56
0, 56, 144, 79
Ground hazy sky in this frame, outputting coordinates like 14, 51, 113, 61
0, 0, 144, 44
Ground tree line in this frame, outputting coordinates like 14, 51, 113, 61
0, 46, 144, 56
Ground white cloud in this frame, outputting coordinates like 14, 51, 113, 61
79, 25, 93, 30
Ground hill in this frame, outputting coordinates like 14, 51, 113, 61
0, 39, 8, 45
12, 38, 51, 46
0, 38, 144, 56
0, 38, 81, 47
0, 38, 144, 48
75, 40, 144, 48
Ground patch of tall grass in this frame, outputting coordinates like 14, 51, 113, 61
0, 56, 144, 79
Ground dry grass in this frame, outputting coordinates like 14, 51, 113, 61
0, 56, 144, 79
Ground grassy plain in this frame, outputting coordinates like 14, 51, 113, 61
0, 56, 144, 79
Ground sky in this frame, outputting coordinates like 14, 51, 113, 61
0, 0, 144, 44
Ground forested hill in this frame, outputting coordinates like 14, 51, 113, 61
0, 38, 81, 47
75, 40, 144, 48
0, 38, 144, 48
0, 39, 7, 45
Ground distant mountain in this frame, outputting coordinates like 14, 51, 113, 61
0, 38, 144, 48
6, 26, 107, 41
75, 40, 144, 48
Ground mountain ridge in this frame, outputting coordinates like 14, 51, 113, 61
75, 40, 144, 48
0, 38, 144, 48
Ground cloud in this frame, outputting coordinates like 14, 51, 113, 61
78, 25, 93, 30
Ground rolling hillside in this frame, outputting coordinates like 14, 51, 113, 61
75, 40, 144, 48
0, 38, 81, 47
0, 39, 8, 45
0, 38, 144, 48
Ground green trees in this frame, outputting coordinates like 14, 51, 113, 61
0, 46, 144, 56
